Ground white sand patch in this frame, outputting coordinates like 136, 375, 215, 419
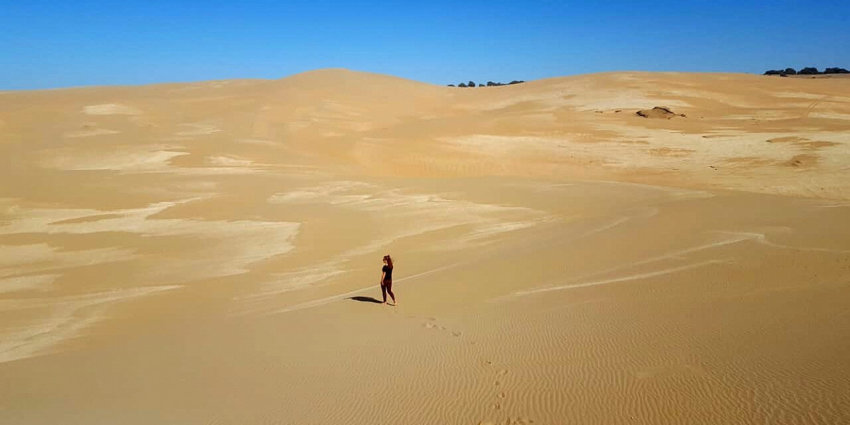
0, 274, 58, 294
237, 138, 278, 146
0, 199, 301, 282
179, 181, 219, 191
439, 134, 560, 156
176, 123, 221, 136
268, 181, 373, 204
237, 264, 347, 305
478, 85, 691, 112
452, 220, 547, 247
566, 91, 692, 111
0, 285, 179, 364
721, 111, 800, 120
716, 231, 850, 254
585, 124, 848, 171
771, 92, 850, 102
63, 128, 120, 138
0, 243, 137, 279
269, 182, 543, 238
0, 196, 301, 361
809, 112, 850, 120
40, 146, 188, 172
206, 156, 253, 167
177, 167, 262, 175
772, 92, 825, 100
237, 181, 549, 312
82, 104, 140, 115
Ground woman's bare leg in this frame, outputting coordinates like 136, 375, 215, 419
386, 281, 396, 304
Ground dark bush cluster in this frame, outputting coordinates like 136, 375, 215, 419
447, 80, 525, 87
824, 67, 850, 74
764, 67, 849, 76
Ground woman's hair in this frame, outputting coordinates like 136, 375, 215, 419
383, 254, 393, 268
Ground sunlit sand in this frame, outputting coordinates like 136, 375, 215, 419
1, 69, 849, 424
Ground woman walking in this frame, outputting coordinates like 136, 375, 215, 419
379, 254, 396, 305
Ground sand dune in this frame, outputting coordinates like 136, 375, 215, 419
0, 69, 849, 424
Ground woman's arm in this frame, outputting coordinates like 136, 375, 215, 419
379, 271, 386, 283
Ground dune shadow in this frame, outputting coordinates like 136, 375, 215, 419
348, 296, 383, 304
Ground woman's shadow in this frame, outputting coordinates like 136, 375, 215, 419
348, 296, 383, 304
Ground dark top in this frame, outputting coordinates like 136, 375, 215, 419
382, 265, 393, 281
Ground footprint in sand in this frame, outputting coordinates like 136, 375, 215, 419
483, 361, 527, 422
478, 417, 535, 425
421, 317, 463, 337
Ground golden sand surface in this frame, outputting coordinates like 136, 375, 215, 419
1, 69, 849, 424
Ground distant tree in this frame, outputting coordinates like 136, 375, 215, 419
824, 67, 850, 74
450, 79, 526, 86
784, 68, 797, 75
764, 70, 782, 75
799, 67, 820, 75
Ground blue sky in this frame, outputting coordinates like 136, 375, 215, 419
2, 0, 848, 90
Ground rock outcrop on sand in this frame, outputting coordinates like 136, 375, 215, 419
635, 106, 686, 119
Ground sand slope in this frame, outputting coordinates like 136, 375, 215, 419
0, 70, 849, 424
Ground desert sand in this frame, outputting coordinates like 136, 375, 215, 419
1, 69, 849, 424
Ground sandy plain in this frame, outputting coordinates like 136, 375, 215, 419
1, 69, 849, 424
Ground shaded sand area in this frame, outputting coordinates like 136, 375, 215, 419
1, 70, 849, 424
